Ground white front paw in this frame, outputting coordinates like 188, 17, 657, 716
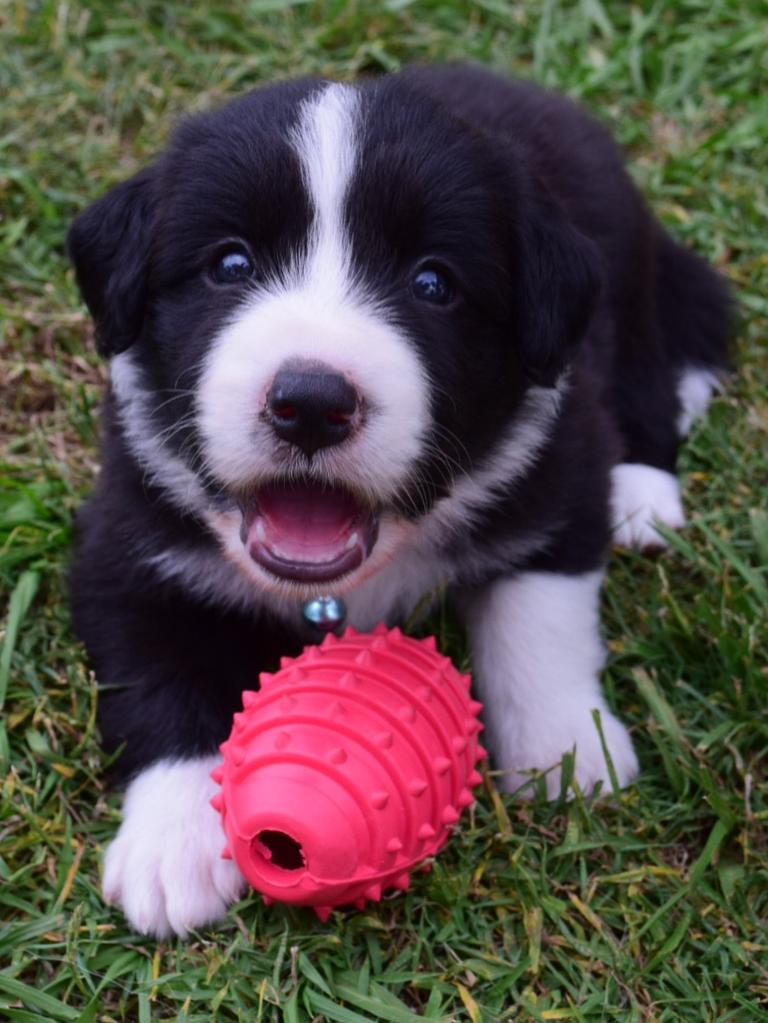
102, 757, 246, 938
494, 703, 639, 799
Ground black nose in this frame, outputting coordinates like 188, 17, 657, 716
267, 370, 357, 457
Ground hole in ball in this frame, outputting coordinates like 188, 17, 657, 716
254, 830, 305, 871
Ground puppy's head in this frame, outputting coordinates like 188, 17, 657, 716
69, 73, 599, 596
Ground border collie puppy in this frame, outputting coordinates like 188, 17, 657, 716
68, 65, 730, 937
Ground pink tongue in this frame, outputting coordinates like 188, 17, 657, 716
257, 484, 356, 556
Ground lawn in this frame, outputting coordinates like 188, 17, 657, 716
1, 1, 766, 1020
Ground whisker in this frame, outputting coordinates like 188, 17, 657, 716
150, 389, 198, 416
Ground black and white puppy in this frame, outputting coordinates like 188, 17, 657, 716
68, 65, 730, 938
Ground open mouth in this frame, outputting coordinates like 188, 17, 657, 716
240, 480, 379, 584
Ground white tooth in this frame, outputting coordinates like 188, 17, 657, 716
345, 532, 359, 551
255, 520, 267, 542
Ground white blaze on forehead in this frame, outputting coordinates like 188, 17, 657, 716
196, 80, 431, 503
291, 82, 360, 295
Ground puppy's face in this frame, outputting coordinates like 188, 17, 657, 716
69, 74, 599, 597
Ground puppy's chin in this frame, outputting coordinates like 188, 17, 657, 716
204, 503, 415, 602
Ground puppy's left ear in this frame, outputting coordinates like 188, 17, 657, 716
67, 165, 158, 358
512, 190, 602, 386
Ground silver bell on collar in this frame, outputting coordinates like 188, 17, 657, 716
301, 594, 347, 633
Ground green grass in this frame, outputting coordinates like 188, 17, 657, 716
1, 1, 767, 1020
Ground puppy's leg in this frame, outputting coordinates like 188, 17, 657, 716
72, 575, 300, 937
610, 233, 730, 551
610, 462, 685, 551
608, 343, 689, 551
102, 757, 245, 938
463, 570, 638, 798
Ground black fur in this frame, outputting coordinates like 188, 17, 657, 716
68, 167, 157, 357
68, 65, 731, 784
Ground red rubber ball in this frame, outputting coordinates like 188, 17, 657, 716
210, 625, 486, 919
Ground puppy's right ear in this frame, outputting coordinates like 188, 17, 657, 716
67, 165, 158, 357
512, 189, 602, 387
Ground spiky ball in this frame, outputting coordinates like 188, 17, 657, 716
210, 625, 486, 919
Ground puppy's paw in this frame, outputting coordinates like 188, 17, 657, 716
495, 702, 639, 800
610, 463, 685, 550
102, 757, 245, 938
676, 367, 722, 437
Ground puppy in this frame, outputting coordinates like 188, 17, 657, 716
67, 65, 730, 937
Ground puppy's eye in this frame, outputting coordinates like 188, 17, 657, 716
411, 266, 453, 305
211, 249, 255, 284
